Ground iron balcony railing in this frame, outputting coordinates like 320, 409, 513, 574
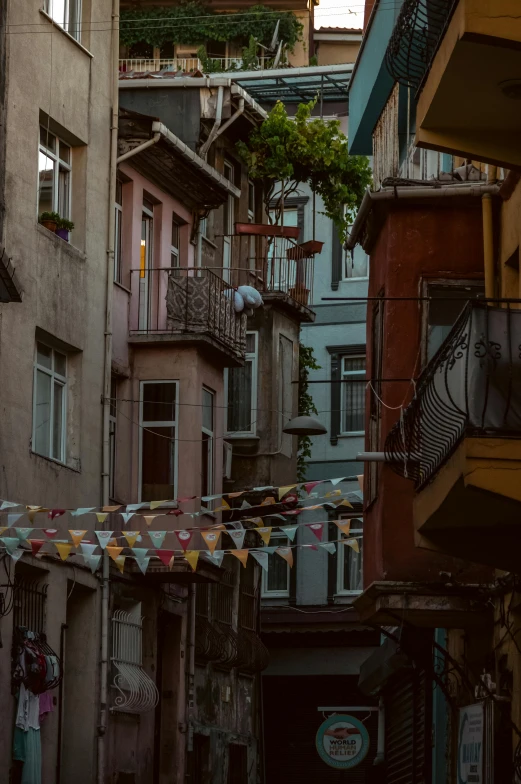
129, 266, 247, 359
385, 0, 458, 93
385, 301, 521, 489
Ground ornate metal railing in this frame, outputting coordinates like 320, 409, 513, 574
385, 0, 458, 93
385, 302, 521, 489
111, 608, 159, 713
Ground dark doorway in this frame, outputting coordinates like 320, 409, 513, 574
154, 611, 183, 783
227, 743, 248, 784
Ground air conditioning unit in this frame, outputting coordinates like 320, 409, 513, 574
223, 441, 233, 479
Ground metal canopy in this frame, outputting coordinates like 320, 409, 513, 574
228, 64, 353, 105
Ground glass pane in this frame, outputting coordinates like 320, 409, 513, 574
34, 370, 52, 457
343, 537, 363, 592
342, 380, 365, 432
245, 333, 256, 353
36, 343, 52, 370
68, 0, 82, 41
58, 165, 70, 219
171, 219, 180, 249
48, 0, 66, 26
202, 389, 213, 432
38, 152, 55, 214
267, 544, 288, 592
343, 356, 365, 374
227, 362, 252, 432
142, 383, 176, 423
59, 142, 71, 164
39, 126, 56, 152
54, 350, 66, 377
201, 432, 212, 497
141, 426, 175, 501
52, 381, 64, 460
115, 179, 123, 206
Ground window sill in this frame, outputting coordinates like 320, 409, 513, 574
113, 280, 132, 295
341, 276, 369, 283
224, 433, 259, 441
39, 10, 93, 58
31, 450, 81, 474
37, 224, 86, 262
337, 431, 365, 439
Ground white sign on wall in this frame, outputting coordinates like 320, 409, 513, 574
458, 703, 484, 784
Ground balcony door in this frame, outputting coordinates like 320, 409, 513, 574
268, 207, 298, 292
222, 161, 234, 284
139, 200, 154, 331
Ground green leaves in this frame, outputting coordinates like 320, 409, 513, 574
297, 344, 321, 482
237, 100, 372, 242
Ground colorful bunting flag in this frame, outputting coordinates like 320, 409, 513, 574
336, 520, 351, 536
260, 496, 276, 506
29, 540, 45, 557
80, 543, 98, 558
96, 513, 109, 524
71, 507, 95, 517
201, 531, 221, 554
144, 515, 159, 528
126, 503, 145, 513
336, 499, 353, 508
205, 550, 224, 568
69, 530, 88, 548
280, 525, 298, 542
9, 549, 24, 563
132, 548, 150, 565
257, 527, 272, 545
250, 551, 269, 571
148, 531, 166, 548
325, 489, 342, 498
304, 481, 322, 495
43, 528, 58, 538
229, 529, 246, 550
102, 505, 120, 513
226, 492, 244, 499
122, 531, 140, 548
308, 523, 324, 542
240, 500, 252, 510
26, 510, 40, 524
15, 528, 33, 542
175, 530, 193, 551
55, 542, 72, 561
343, 538, 360, 553
114, 555, 126, 574
0, 527, 6, 537
85, 554, 102, 573
150, 500, 169, 511
136, 557, 150, 575
106, 546, 124, 562
185, 550, 200, 571
7, 514, 24, 527
0, 500, 19, 510
1, 537, 21, 554
95, 531, 113, 550
357, 475, 364, 492
276, 547, 293, 567
330, 477, 345, 486
320, 542, 337, 554
120, 513, 135, 525
278, 484, 297, 501
214, 498, 231, 512
156, 549, 174, 567
48, 509, 66, 520
231, 549, 249, 567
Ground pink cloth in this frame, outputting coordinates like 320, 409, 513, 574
39, 691, 54, 722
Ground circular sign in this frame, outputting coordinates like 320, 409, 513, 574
316, 714, 370, 770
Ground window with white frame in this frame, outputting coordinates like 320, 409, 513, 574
336, 517, 363, 594
114, 179, 123, 284
171, 217, 180, 268
341, 355, 366, 434
201, 388, 214, 498
109, 377, 118, 500
38, 127, 71, 220
343, 244, 369, 280
139, 381, 177, 502
44, 0, 82, 41
33, 342, 67, 462
261, 533, 290, 597
225, 332, 258, 435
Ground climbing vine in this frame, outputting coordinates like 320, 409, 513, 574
297, 344, 321, 482
237, 100, 372, 242
120, 4, 303, 50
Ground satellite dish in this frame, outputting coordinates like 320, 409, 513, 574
269, 19, 280, 52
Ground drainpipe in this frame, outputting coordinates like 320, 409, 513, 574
482, 165, 498, 299
199, 85, 224, 159
116, 132, 160, 164
373, 696, 385, 766
98, 0, 119, 781
186, 584, 196, 752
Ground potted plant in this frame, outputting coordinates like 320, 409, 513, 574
39, 211, 60, 232
55, 217, 74, 242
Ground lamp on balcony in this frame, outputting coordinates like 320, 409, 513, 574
282, 415, 327, 436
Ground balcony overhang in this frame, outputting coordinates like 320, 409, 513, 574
414, 437, 521, 573
0, 247, 22, 302
415, 0, 521, 167
128, 331, 245, 368
354, 581, 492, 629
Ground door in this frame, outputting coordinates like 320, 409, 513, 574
268, 207, 298, 291
385, 668, 431, 784
222, 161, 235, 284
154, 612, 183, 783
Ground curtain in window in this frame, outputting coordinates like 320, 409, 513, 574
227, 362, 252, 433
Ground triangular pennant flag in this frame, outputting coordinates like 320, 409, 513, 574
0, 500, 19, 510
240, 500, 252, 510
343, 538, 360, 554
250, 550, 269, 571
214, 498, 231, 512
253, 485, 273, 492
26, 505, 43, 512
320, 542, 337, 554
280, 525, 298, 542
15, 528, 33, 543
283, 509, 301, 516
106, 545, 124, 562
132, 547, 150, 565
201, 530, 221, 554
263, 546, 278, 554
303, 544, 318, 551
48, 509, 66, 520
231, 549, 249, 567
55, 542, 72, 561
226, 491, 243, 499
148, 530, 166, 548
304, 481, 322, 495
102, 505, 120, 513
96, 513, 109, 524
185, 550, 200, 571
126, 503, 145, 513
260, 496, 276, 506
136, 556, 150, 575
123, 531, 140, 548
143, 515, 158, 528
27, 510, 40, 524
231, 521, 244, 530
205, 550, 224, 568
278, 484, 297, 501
7, 514, 24, 527
71, 507, 95, 517
248, 517, 263, 527
10, 549, 24, 563
325, 489, 342, 498
120, 513, 135, 525
302, 504, 322, 511
156, 549, 174, 567
43, 528, 58, 538
276, 547, 293, 567
0, 527, 6, 537
336, 520, 351, 536
167, 509, 183, 518
80, 543, 98, 558
200, 494, 221, 503
69, 530, 88, 547
357, 475, 364, 492
330, 477, 345, 486
95, 531, 113, 550
308, 523, 324, 542
228, 528, 246, 549
175, 530, 193, 551
1, 537, 21, 554
150, 500, 169, 511
85, 554, 102, 573
336, 499, 353, 508
114, 555, 126, 574
29, 540, 45, 557
257, 527, 272, 545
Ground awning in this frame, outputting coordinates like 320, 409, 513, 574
228, 63, 353, 104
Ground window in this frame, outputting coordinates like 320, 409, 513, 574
424, 282, 484, 363
262, 533, 290, 597
33, 341, 67, 462
38, 126, 71, 220
44, 0, 82, 41
278, 335, 293, 456
343, 245, 369, 280
367, 297, 384, 504
225, 332, 258, 435
222, 161, 235, 283
139, 381, 177, 502
336, 517, 363, 594
201, 388, 214, 497
341, 355, 365, 434
139, 200, 154, 331
114, 180, 123, 284
248, 180, 256, 267
109, 377, 117, 500
171, 218, 180, 268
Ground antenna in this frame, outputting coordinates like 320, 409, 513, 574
269, 20, 280, 52
272, 41, 284, 68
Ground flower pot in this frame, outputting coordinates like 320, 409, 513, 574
55, 228, 70, 241
41, 220, 57, 232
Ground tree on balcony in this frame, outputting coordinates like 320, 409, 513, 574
237, 100, 372, 242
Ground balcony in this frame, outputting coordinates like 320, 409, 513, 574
385, 300, 521, 571
118, 57, 250, 74
128, 266, 247, 364
388, 0, 521, 167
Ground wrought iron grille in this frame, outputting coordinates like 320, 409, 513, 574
385, 302, 521, 489
385, 0, 458, 93
111, 608, 159, 713
13, 577, 47, 633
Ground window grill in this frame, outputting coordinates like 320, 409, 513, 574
13, 576, 47, 633
111, 607, 159, 713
